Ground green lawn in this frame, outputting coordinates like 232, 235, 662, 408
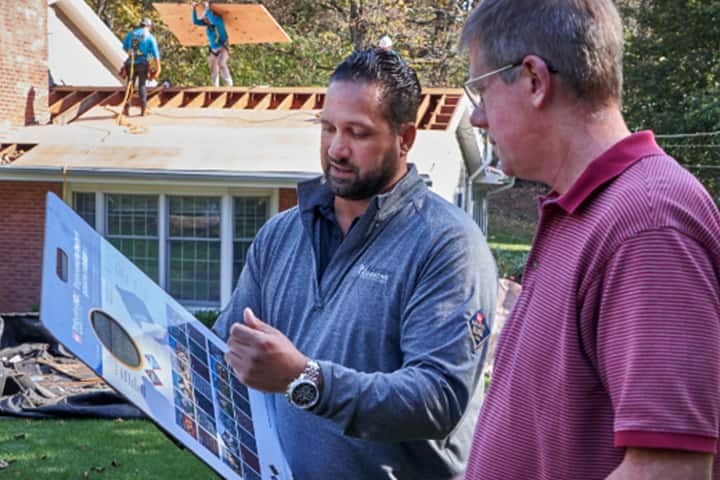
487, 187, 537, 281
0, 418, 219, 479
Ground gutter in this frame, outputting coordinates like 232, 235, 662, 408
0, 165, 317, 186
455, 106, 484, 179
454, 99, 514, 233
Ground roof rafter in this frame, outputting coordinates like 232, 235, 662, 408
47, 86, 464, 130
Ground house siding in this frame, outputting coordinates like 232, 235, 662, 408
0, 182, 61, 312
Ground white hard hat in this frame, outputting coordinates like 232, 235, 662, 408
379, 35, 393, 50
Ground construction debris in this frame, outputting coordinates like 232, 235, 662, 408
0, 313, 142, 418
0, 144, 36, 165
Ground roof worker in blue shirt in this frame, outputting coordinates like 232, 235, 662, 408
192, 1, 233, 87
121, 17, 161, 116
214, 48, 498, 480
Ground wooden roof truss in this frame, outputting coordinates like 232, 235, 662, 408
47, 86, 463, 130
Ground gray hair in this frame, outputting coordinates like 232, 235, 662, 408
460, 0, 624, 105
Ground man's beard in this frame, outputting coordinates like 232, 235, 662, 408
323, 153, 400, 201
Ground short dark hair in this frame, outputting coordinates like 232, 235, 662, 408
329, 48, 421, 131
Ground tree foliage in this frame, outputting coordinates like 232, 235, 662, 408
619, 0, 720, 199
87, 0, 478, 87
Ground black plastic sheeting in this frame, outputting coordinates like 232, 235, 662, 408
0, 313, 144, 419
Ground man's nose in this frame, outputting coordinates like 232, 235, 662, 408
328, 133, 350, 159
469, 105, 488, 130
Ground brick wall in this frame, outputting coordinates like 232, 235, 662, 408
0, 182, 62, 312
279, 187, 298, 212
0, 1, 49, 129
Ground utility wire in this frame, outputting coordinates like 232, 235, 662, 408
655, 130, 720, 139
679, 164, 720, 170
662, 144, 720, 148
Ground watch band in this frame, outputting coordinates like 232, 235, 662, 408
301, 360, 321, 384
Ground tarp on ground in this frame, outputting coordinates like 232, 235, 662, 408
0, 313, 143, 419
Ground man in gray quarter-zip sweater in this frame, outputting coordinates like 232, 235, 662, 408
215, 48, 497, 480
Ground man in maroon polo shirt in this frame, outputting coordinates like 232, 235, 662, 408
459, 0, 720, 479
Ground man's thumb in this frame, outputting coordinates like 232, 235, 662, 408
243, 307, 271, 332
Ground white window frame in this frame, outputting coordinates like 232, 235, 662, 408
69, 183, 279, 309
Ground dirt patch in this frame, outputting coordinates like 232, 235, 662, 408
487, 181, 547, 243
489, 181, 546, 223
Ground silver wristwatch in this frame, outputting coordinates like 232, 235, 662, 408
286, 359, 321, 410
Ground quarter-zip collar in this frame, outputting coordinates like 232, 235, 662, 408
298, 163, 426, 239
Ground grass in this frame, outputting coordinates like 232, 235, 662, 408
488, 242, 532, 251
487, 214, 536, 247
486, 188, 537, 282
0, 418, 219, 479
488, 224, 534, 283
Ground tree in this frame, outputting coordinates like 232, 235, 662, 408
620, 0, 720, 200
84, 0, 478, 87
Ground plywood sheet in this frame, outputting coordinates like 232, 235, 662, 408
154, 3, 290, 46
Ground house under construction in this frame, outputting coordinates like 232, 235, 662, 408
0, 0, 503, 313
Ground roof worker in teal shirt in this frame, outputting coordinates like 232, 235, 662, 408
192, 1, 233, 87
121, 17, 161, 116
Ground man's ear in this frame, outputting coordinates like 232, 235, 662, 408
398, 122, 417, 156
523, 55, 553, 108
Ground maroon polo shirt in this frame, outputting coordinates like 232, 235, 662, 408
466, 131, 720, 479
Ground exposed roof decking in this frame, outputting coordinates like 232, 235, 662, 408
2, 86, 468, 202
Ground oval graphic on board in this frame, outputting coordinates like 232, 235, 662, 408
90, 309, 142, 369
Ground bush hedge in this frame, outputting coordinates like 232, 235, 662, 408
193, 309, 220, 329
491, 247, 529, 284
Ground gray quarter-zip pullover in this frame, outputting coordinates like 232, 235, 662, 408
215, 165, 497, 479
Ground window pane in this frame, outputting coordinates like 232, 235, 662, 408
72, 192, 96, 228
234, 197, 268, 239
105, 194, 159, 282
169, 196, 220, 238
233, 241, 252, 286
233, 197, 269, 283
168, 196, 221, 304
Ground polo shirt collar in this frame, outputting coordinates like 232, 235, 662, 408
549, 130, 664, 214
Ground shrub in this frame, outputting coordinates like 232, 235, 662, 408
193, 309, 220, 329
491, 247, 529, 284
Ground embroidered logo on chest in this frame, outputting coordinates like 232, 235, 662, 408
357, 264, 390, 285
468, 310, 490, 351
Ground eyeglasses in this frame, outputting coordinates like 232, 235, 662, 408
463, 62, 522, 109
464, 57, 559, 109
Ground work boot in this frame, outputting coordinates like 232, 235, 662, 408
122, 104, 130, 116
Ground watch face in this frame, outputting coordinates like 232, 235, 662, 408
290, 381, 318, 408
